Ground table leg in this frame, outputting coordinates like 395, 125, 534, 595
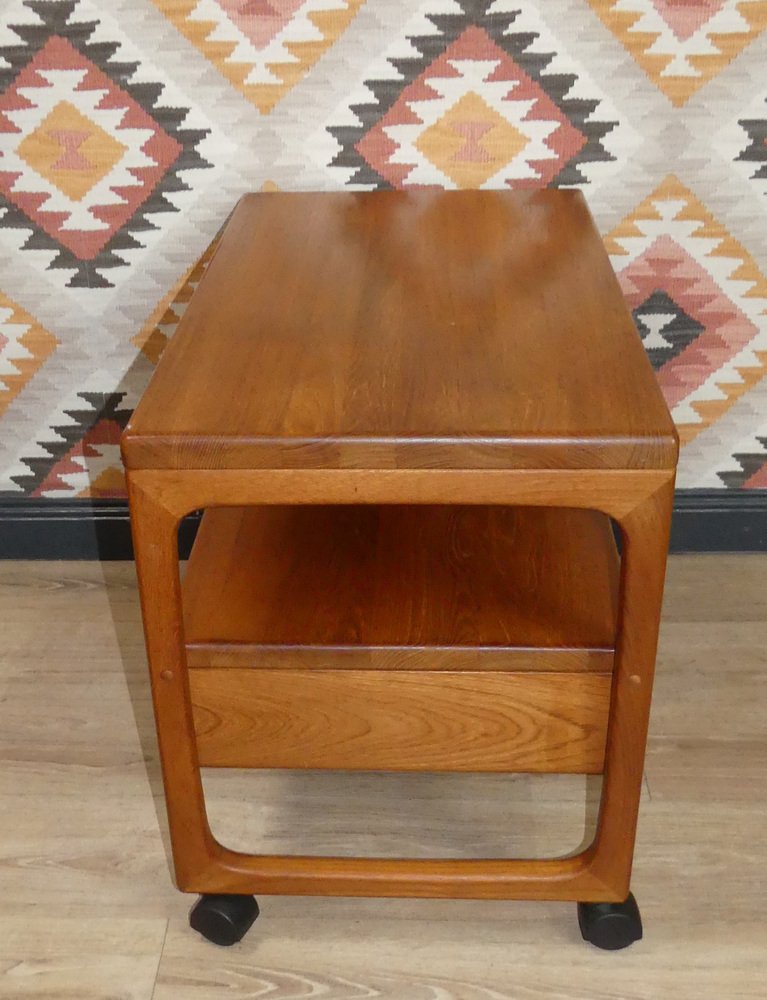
127, 477, 218, 889
588, 477, 675, 898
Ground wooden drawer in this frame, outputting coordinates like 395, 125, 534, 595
190, 668, 611, 774
184, 504, 617, 775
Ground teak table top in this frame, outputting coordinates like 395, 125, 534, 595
123, 189, 677, 473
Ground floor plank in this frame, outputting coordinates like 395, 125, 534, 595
0, 556, 765, 999
0, 917, 166, 1000
660, 554, 767, 623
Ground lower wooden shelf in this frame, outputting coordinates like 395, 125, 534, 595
182, 504, 619, 774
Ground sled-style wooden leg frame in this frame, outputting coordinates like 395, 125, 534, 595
122, 191, 678, 943
127, 466, 674, 905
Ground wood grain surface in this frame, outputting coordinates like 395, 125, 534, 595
183, 504, 619, 668
122, 190, 677, 473
122, 188, 676, 903
128, 478, 672, 900
190, 668, 611, 773
0, 917, 165, 1000
1, 558, 765, 999
130, 466, 673, 519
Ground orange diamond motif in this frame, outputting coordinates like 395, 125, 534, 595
415, 91, 530, 188
153, 0, 364, 114
0, 292, 59, 417
16, 100, 127, 202
586, 0, 767, 105
343, 21, 611, 191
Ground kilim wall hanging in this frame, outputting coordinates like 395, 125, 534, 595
0, 0, 765, 498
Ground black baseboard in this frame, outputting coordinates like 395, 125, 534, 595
669, 490, 767, 551
0, 499, 201, 560
0, 491, 765, 559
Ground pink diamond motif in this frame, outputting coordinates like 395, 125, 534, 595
650, 0, 727, 42
0, 36, 182, 261
215, 0, 306, 50
618, 234, 758, 409
47, 129, 92, 171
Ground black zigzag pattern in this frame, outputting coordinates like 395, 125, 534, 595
737, 98, 767, 186
719, 438, 767, 490
9, 391, 132, 494
0, 0, 211, 288
328, 0, 617, 189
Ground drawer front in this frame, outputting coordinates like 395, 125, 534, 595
190, 669, 610, 774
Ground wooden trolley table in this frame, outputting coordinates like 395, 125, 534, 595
122, 189, 678, 949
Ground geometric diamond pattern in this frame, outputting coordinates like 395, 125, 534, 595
586, 0, 767, 106
0, 0, 765, 496
153, 0, 365, 114
413, 89, 532, 189
606, 175, 767, 449
16, 98, 127, 202
327, 3, 623, 190
0, 2, 212, 287
9, 391, 133, 497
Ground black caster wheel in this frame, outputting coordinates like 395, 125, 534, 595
577, 893, 643, 951
189, 893, 260, 946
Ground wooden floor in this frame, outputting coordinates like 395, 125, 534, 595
1, 555, 765, 998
